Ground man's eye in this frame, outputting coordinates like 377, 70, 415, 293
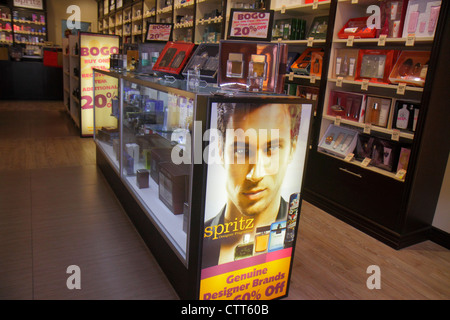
266, 145, 280, 155
235, 148, 248, 156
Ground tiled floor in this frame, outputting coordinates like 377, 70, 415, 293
0, 101, 449, 300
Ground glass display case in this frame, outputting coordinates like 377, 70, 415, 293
93, 68, 314, 300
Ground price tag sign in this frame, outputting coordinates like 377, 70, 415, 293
391, 129, 400, 141
397, 83, 406, 95
363, 123, 371, 134
146, 23, 173, 42
361, 79, 369, 91
344, 153, 354, 162
378, 34, 387, 46
310, 74, 316, 84
396, 169, 407, 180
334, 116, 341, 126
312, 0, 319, 9
336, 76, 344, 87
281, 5, 286, 14
406, 34, 415, 46
227, 9, 274, 41
361, 157, 371, 167
346, 36, 354, 47
307, 37, 314, 47
288, 72, 294, 81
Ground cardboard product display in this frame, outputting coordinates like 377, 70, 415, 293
355, 49, 399, 84
332, 48, 359, 81
389, 51, 430, 87
392, 100, 421, 132
402, 0, 442, 38
182, 43, 219, 82
355, 134, 400, 172
307, 16, 329, 39
318, 124, 359, 159
364, 96, 392, 128
310, 51, 324, 77
338, 17, 378, 39
327, 90, 367, 122
378, 0, 409, 38
290, 48, 323, 75
152, 41, 196, 77
217, 40, 287, 93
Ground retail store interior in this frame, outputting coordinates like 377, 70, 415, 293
0, 0, 448, 300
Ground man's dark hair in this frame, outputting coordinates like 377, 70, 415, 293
216, 102, 302, 146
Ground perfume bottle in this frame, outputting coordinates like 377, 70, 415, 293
284, 193, 300, 248
234, 234, 254, 260
248, 54, 267, 79
254, 226, 270, 253
396, 104, 410, 129
268, 221, 286, 252
226, 53, 243, 78
247, 72, 264, 92
370, 102, 380, 125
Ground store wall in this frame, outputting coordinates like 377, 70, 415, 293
46, 0, 98, 46
433, 155, 450, 233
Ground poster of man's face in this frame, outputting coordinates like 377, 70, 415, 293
202, 101, 312, 268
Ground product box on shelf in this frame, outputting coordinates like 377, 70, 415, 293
392, 99, 420, 131
290, 47, 323, 75
136, 169, 150, 189
149, 147, 174, 184
389, 51, 430, 87
327, 90, 367, 122
297, 85, 319, 101
356, 134, 401, 172
158, 162, 190, 215
355, 49, 399, 84
332, 48, 359, 81
307, 16, 329, 39
310, 51, 324, 77
217, 40, 287, 93
286, 52, 300, 73
364, 95, 392, 128
397, 146, 411, 171
272, 18, 306, 41
402, 0, 442, 38
379, 0, 409, 38
182, 43, 219, 82
152, 41, 196, 77
318, 124, 359, 159
337, 17, 378, 39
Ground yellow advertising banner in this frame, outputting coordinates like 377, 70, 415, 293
79, 33, 119, 136
200, 248, 292, 300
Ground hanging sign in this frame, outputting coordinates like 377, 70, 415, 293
145, 23, 173, 42
13, 0, 43, 10
227, 9, 274, 42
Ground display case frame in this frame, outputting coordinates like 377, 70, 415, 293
93, 67, 315, 299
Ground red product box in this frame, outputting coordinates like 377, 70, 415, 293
327, 90, 367, 123
355, 49, 399, 84
152, 41, 196, 76
338, 17, 378, 39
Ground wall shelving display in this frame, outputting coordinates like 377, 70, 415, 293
0, 5, 13, 45
270, 0, 332, 105
303, 0, 449, 249
0, 1, 48, 58
99, 0, 230, 44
